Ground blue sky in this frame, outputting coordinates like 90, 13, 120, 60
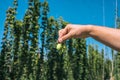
0, 0, 120, 52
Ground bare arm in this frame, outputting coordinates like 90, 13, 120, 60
58, 24, 120, 51
90, 25, 120, 51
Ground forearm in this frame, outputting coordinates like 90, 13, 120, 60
89, 25, 120, 51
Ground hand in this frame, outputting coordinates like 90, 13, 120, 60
58, 24, 92, 43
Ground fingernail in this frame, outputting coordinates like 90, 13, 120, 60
59, 38, 62, 43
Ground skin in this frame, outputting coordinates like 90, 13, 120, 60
58, 24, 120, 51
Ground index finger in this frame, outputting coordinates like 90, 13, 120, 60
58, 28, 67, 38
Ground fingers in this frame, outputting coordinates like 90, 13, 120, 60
58, 31, 73, 43
58, 29, 65, 43
58, 29, 65, 38
58, 24, 72, 43
60, 32, 73, 42
58, 28, 68, 43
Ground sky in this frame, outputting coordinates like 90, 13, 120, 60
0, 0, 120, 53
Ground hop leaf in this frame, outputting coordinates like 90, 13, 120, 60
35, 25, 39, 29
10, 24, 14, 28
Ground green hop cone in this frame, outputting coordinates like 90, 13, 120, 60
56, 44, 62, 50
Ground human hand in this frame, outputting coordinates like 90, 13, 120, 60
58, 24, 92, 43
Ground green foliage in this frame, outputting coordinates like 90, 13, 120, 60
114, 15, 120, 80
87, 45, 112, 80
114, 51, 120, 80
0, 0, 17, 79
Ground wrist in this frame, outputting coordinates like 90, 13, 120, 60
86, 25, 94, 37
